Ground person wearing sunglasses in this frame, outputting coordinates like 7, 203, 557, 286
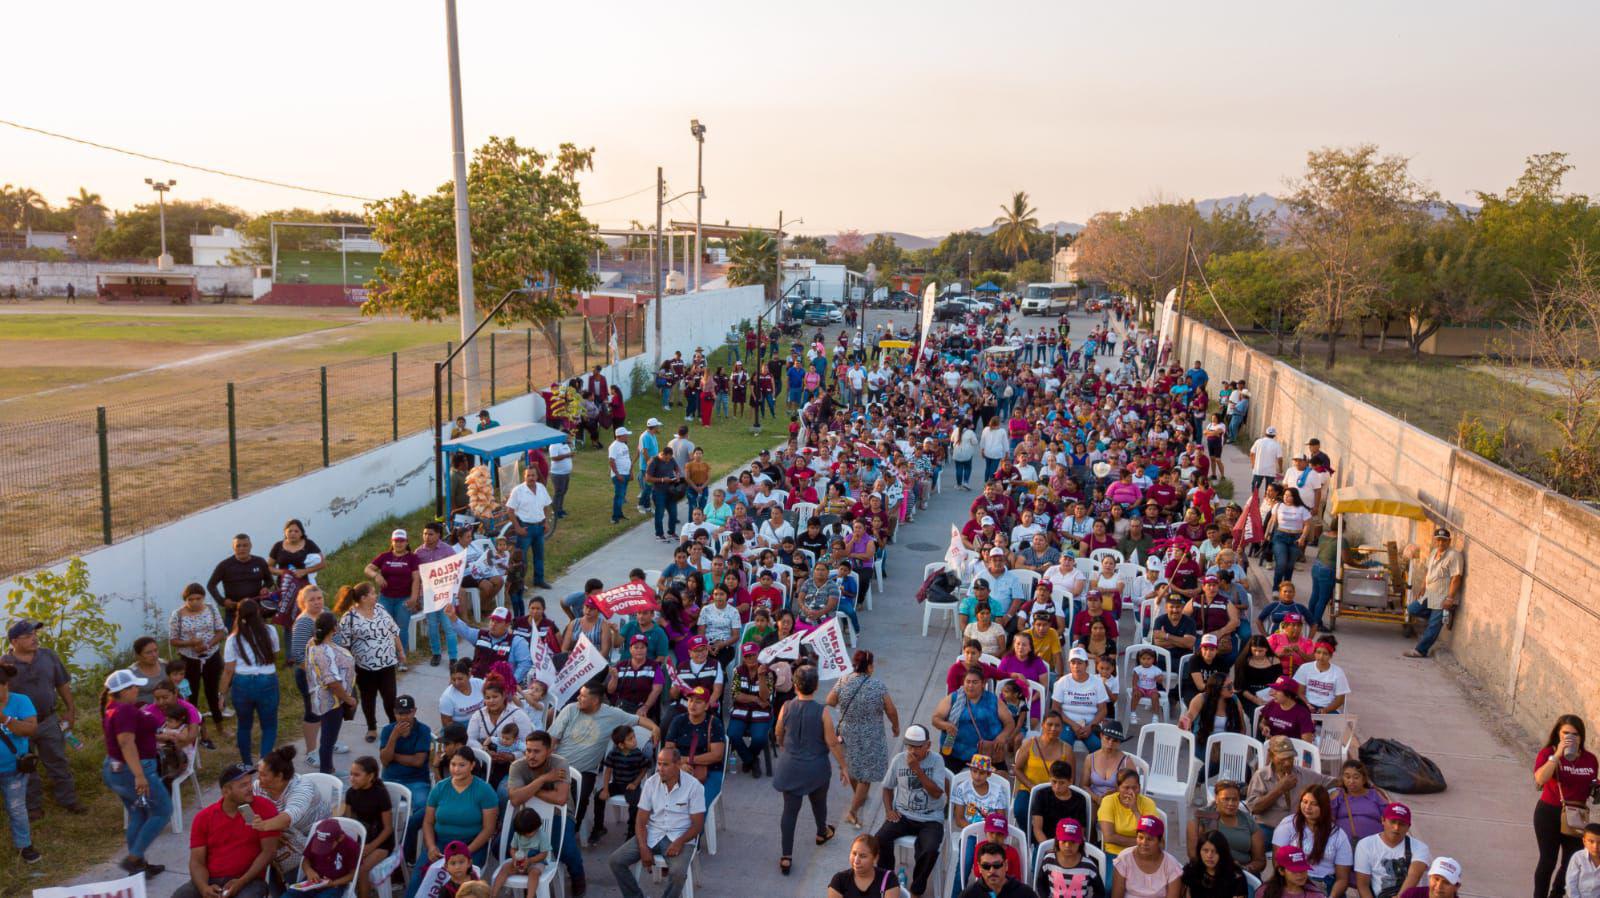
958, 840, 1039, 898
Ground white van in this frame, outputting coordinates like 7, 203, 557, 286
1020, 282, 1076, 314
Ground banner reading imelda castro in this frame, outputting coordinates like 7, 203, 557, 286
592, 582, 659, 617
551, 634, 607, 705
801, 617, 851, 680
420, 554, 466, 614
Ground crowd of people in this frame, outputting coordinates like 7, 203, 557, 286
49, 303, 1589, 898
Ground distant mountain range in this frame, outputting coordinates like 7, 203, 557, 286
821, 194, 1476, 250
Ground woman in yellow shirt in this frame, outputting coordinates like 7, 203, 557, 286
1097, 768, 1159, 856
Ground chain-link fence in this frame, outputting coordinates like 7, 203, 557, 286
0, 315, 651, 581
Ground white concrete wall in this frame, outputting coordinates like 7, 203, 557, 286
642, 284, 765, 364
0, 260, 255, 296
0, 391, 543, 665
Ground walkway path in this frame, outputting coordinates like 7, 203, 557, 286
74, 307, 1532, 898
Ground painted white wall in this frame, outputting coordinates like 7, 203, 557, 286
642, 284, 765, 363
0, 260, 254, 296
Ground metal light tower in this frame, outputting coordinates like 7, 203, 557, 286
689, 119, 706, 293
144, 178, 176, 269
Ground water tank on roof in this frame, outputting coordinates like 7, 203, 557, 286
665, 271, 687, 294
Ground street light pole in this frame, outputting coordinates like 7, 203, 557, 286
444, 0, 482, 413
690, 119, 706, 293
654, 166, 665, 367
756, 210, 782, 435
144, 178, 176, 268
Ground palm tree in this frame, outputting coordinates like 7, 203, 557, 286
67, 187, 108, 243
8, 187, 48, 231
726, 228, 777, 300
992, 190, 1041, 263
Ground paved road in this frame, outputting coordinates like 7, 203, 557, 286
77, 305, 1531, 898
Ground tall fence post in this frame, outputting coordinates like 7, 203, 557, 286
583, 317, 591, 372
95, 406, 112, 544
391, 351, 399, 442
227, 383, 239, 499
489, 331, 497, 406
319, 366, 330, 467
555, 320, 565, 379
446, 341, 455, 419
525, 329, 533, 392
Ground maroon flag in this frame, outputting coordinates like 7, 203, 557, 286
592, 582, 658, 617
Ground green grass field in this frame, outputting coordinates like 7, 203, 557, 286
0, 313, 343, 343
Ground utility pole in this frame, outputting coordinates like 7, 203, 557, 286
690, 119, 706, 292
444, 0, 481, 412
653, 166, 664, 367
1173, 226, 1194, 365
757, 210, 782, 434
144, 178, 176, 269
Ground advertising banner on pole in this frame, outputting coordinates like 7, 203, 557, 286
915, 281, 938, 362
801, 617, 851, 680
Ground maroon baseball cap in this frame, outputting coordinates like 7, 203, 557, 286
1381, 802, 1412, 824
983, 812, 1009, 834
1055, 819, 1084, 843
687, 635, 708, 650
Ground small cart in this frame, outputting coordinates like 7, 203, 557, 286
1329, 483, 1430, 630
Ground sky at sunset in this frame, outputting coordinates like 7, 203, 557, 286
6, 0, 1599, 237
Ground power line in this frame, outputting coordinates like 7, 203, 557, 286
0, 118, 380, 203
580, 184, 654, 209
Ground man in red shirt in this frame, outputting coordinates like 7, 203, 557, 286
173, 763, 279, 898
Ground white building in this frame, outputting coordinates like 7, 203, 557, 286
1052, 244, 1080, 284
190, 226, 245, 265
780, 258, 864, 303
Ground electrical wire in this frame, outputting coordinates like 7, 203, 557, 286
580, 184, 654, 209
0, 118, 380, 202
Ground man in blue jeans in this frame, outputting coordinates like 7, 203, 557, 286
507, 465, 556, 592
644, 446, 682, 543
379, 696, 433, 858
608, 426, 633, 524
1404, 527, 1464, 659
413, 522, 459, 668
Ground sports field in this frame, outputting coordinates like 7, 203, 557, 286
0, 300, 638, 580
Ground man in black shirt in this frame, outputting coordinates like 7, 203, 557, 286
205, 534, 272, 629
797, 518, 829, 559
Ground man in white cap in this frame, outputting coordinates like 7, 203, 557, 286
1399, 856, 1460, 898
1249, 426, 1284, 495
608, 427, 633, 524
636, 418, 662, 514
875, 725, 948, 898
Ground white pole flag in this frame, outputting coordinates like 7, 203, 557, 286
526, 635, 556, 688
757, 629, 806, 665
419, 554, 466, 614
801, 617, 851, 680
944, 524, 972, 576
551, 634, 607, 706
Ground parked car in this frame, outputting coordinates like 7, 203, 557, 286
801, 302, 843, 325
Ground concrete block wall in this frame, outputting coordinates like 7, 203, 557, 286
0, 260, 256, 296
1178, 318, 1600, 741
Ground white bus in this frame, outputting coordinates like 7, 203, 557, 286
1020, 282, 1077, 314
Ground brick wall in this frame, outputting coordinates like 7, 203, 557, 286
1178, 318, 1600, 740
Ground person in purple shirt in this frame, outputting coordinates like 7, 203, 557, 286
1257, 676, 1315, 742
411, 522, 459, 668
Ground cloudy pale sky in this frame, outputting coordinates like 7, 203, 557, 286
6, 0, 1598, 236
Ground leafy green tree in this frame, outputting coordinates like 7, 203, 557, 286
992, 191, 1041, 262
785, 235, 830, 260
1012, 258, 1050, 288
364, 137, 602, 366
1471, 152, 1600, 314
91, 200, 247, 263
4, 559, 118, 680
861, 233, 903, 275
727, 229, 777, 300
1283, 144, 1434, 368
1203, 248, 1310, 352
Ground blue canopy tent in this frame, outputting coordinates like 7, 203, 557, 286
441, 422, 567, 490
974, 281, 1002, 293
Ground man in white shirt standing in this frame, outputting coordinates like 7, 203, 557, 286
608, 427, 633, 525
607, 745, 704, 898
1249, 426, 1285, 495
548, 434, 574, 520
506, 466, 556, 590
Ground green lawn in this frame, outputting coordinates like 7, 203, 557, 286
0, 365, 131, 398
1, 314, 340, 343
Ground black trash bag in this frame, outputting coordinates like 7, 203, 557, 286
1359, 737, 1447, 794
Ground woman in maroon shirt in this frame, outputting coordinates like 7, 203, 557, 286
101, 669, 171, 876
1534, 714, 1598, 898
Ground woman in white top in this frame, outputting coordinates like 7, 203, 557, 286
1292, 636, 1351, 714
439, 659, 486, 726
218, 598, 280, 765
1266, 486, 1313, 590
950, 421, 980, 490
466, 678, 533, 789
1271, 784, 1353, 895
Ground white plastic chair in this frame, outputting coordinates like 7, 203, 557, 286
894, 768, 952, 894
471, 745, 493, 777
1074, 557, 1097, 578
376, 782, 413, 898
1114, 562, 1143, 584
1246, 870, 1263, 897
302, 771, 346, 815
1117, 643, 1174, 724
1089, 548, 1125, 566
791, 502, 819, 531
1022, 680, 1049, 737
1312, 714, 1358, 774
497, 800, 566, 898
1012, 569, 1042, 600
329, 817, 368, 898
1200, 733, 1265, 800
1132, 723, 1196, 840
1024, 782, 1098, 849
125, 743, 203, 835
837, 611, 859, 648
701, 751, 731, 855
1289, 738, 1321, 770
630, 837, 697, 898
921, 562, 960, 636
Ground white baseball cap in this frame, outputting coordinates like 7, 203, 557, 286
903, 724, 930, 745
615, 426, 631, 436
104, 669, 148, 693
1265, 426, 1278, 436
391, 529, 408, 541
1067, 646, 1090, 662
645, 417, 663, 428
1428, 857, 1461, 884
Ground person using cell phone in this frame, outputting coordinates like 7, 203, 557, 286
172, 762, 280, 898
